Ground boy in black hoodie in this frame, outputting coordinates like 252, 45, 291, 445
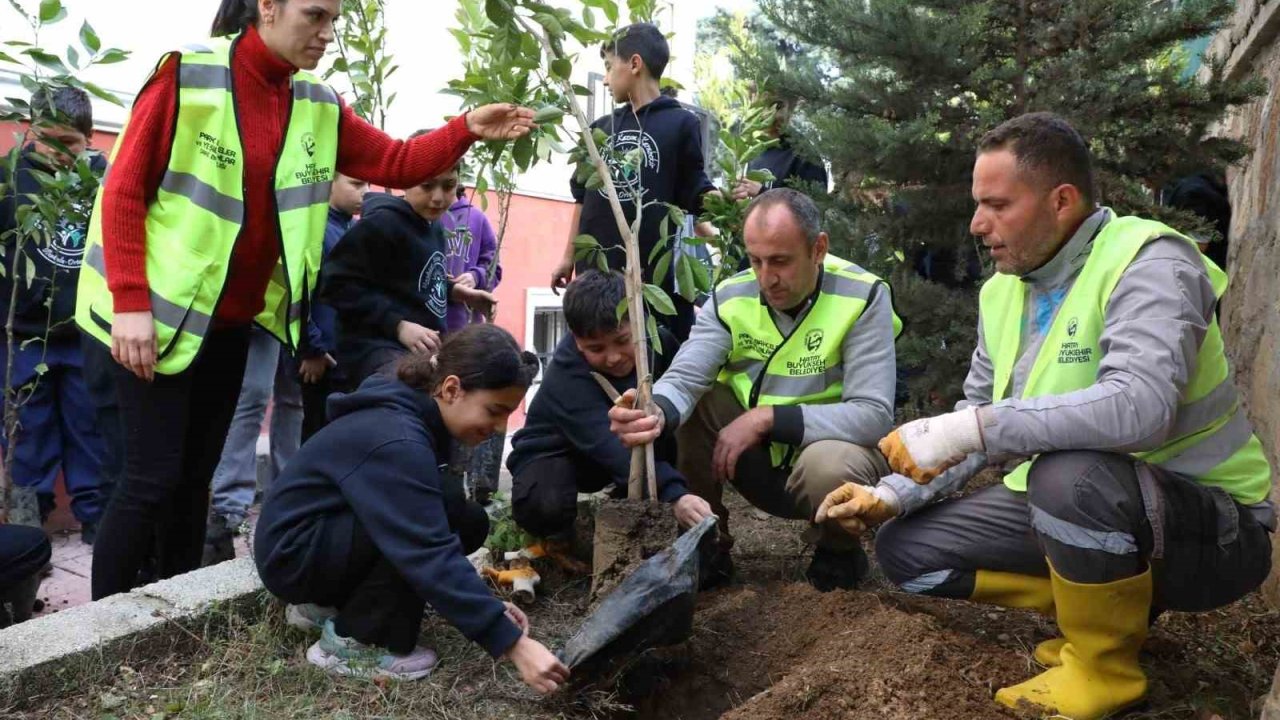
319, 148, 495, 390
0, 87, 108, 539
254, 325, 568, 691
548, 23, 718, 341
508, 271, 713, 537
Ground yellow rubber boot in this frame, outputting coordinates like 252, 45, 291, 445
970, 570, 1066, 668
970, 569, 1055, 614
994, 566, 1151, 719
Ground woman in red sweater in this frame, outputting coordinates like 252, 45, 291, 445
87, 0, 534, 599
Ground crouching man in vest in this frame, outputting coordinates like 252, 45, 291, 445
817, 112, 1274, 720
609, 188, 901, 592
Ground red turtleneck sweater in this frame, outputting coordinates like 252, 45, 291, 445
100, 26, 477, 325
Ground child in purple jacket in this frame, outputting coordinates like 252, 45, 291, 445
441, 187, 502, 331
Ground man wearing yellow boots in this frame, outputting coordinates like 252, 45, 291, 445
817, 112, 1274, 719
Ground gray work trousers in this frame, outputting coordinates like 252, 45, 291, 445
875, 450, 1273, 612
677, 383, 889, 552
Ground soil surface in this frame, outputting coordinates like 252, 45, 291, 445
10, 488, 1279, 719
591, 498, 678, 601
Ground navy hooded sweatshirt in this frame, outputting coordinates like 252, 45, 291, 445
507, 330, 688, 502
0, 147, 106, 341
318, 192, 451, 371
571, 96, 716, 294
253, 375, 522, 658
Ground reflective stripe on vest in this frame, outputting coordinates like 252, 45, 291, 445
715, 253, 901, 467
75, 34, 340, 375
979, 212, 1272, 504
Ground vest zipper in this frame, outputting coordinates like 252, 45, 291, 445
747, 267, 827, 408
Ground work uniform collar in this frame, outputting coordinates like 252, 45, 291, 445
1021, 207, 1110, 289
760, 264, 825, 320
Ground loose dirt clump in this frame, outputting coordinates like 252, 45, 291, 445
616, 582, 1025, 720
591, 498, 677, 601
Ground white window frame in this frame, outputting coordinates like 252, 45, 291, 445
523, 287, 565, 407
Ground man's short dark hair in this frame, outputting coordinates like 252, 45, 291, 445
563, 270, 627, 338
29, 86, 92, 137
743, 188, 823, 247
602, 23, 670, 81
978, 112, 1095, 206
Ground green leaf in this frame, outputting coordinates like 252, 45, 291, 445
82, 81, 122, 105
484, 0, 513, 25
512, 135, 534, 170
38, 0, 63, 23
573, 234, 599, 250
66, 45, 79, 69
79, 20, 100, 53
652, 251, 672, 287
551, 58, 572, 80
23, 49, 67, 73
646, 313, 661, 354
893, 249, 906, 263
642, 284, 675, 316
594, 249, 609, 272
615, 297, 628, 323
584, 170, 604, 190
676, 254, 695, 302
33, 362, 48, 376
688, 254, 710, 292
532, 105, 564, 124
97, 48, 128, 64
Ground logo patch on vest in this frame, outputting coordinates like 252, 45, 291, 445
197, 132, 238, 170
301, 132, 316, 158
805, 329, 824, 352
1067, 316, 1079, 337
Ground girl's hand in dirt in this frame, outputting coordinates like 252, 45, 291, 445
608, 388, 665, 447
673, 494, 715, 528
506, 636, 570, 694
504, 602, 530, 635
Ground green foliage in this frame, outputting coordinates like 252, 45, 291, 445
484, 493, 534, 555
324, 0, 398, 129
729, 0, 1262, 413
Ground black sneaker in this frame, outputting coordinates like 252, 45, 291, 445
201, 514, 237, 567
805, 546, 869, 592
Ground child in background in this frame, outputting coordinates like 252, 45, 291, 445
549, 23, 718, 341
254, 324, 567, 691
320, 139, 495, 389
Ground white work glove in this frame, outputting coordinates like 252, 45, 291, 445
878, 406, 984, 484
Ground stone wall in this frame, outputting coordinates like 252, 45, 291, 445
1207, 0, 1280, 607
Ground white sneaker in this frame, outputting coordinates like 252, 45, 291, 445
285, 603, 338, 633
305, 619, 438, 681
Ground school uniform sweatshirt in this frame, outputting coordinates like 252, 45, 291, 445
318, 192, 450, 370
253, 374, 522, 658
507, 331, 688, 502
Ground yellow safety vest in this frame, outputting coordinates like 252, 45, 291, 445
980, 213, 1272, 504
715, 253, 901, 467
76, 35, 340, 374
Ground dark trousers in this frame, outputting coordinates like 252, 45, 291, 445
0, 335, 107, 523
81, 334, 125, 510
511, 453, 620, 538
262, 479, 488, 654
876, 450, 1274, 612
0, 524, 51, 591
300, 373, 333, 443
91, 327, 251, 599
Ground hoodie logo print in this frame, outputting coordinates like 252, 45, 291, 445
600, 129, 660, 203
419, 251, 449, 319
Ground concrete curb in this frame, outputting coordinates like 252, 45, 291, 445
0, 556, 267, 710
